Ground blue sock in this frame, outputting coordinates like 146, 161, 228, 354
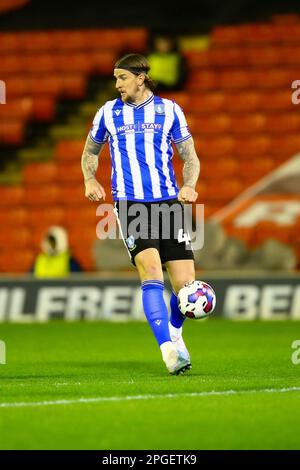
170, 292, 186, 329
141, 280, 171, 346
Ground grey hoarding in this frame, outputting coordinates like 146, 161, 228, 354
0, 275, 299, 321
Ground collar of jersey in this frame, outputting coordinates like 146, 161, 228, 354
125, 94, 154, 109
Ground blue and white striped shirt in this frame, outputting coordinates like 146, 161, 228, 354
89, 94, 191, 202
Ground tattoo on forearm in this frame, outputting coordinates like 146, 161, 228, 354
176, 138, 200, 189
81, 136, 103, 182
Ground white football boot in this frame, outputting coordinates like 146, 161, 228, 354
168, 322, 192, 370
160, 341, 191, 375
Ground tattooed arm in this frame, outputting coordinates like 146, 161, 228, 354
81, 135, 106, 201
176, 137, 200, 202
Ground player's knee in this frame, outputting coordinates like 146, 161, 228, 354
173, 277, 195, 294
137, 261, 162, 280
144, 263, 163, 280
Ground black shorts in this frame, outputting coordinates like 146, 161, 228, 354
114, 199, 194, 266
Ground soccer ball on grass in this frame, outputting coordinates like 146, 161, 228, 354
178, 280, 216, 319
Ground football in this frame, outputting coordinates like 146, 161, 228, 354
178, 280, 216, 319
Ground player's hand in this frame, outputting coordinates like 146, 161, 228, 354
178, 186, 198, 203
84, 178, 106, 201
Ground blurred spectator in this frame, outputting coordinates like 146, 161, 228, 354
147, 33, 187, 91
32, 226, 82, 277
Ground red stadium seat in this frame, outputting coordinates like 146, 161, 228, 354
64, 206, 99, 227
284, 46, 300, 65
201, 157, 238, 179
224, 91, 262, 112
211, 26, 242, 46
68, 225, 97, 241
24, 184, 62, 206
0, 120, 25, 145
4, 77, 28, 98
0, 97, 33, 120
160, 92, 190, 109
0, 208, 28, 226
84, 29, 124, 51
23, 53, 59, 73
51, 30, 88, 50
237, 24, 278, 44
26, 207, 65, 227
0, 249, 34, 273
18, 31, 55, 51
197, 136, 236, 156
88, 51, 117, 75
27, 75, 62, 97
230, 113, 266, 134
31, 97, 56, 121
0, 227, 31, 249
246, 47, 282, 66
253, 221, 292, 245
70, 247, 94, 271
260, 90, 294, 111
60, 74, 87, 99
0, 186, 24, 206
250, 68, 299, 89
58, 52, 91, 74
270, 135, 300, 156
55, 140, 86, 160
237, 157, 275, 177
186, 70, 218, 91
219, 70, 252, 89
56, 163, 83, 183
209, 48, 246, 67
184, 50, 210, 69
0, 32, 21, 52
122, 28, 148, 52
188, 92, 226, 113
206, 179, 244, 201
1, 55, 24, 74
235, 136, 271, 157
264, 113, 300, 133
59, 185, 88, 205
22, 162, 58, 184
190, 114, 231, 135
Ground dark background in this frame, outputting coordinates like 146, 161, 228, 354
1, 0, 300, 33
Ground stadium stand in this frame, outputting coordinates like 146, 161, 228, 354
1, 14, 300, 272
0, 0, 29, 14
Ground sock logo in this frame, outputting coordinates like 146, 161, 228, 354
155, 320, 161, 326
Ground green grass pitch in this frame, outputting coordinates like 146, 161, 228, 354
0, 319, 300, 450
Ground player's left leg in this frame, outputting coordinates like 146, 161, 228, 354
165, 259, 195, 366
135, 249, 190, 375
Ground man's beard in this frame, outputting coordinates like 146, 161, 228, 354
121, 92, 132, 103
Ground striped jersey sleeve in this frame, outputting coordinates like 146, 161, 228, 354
89, 106, 109, 144
171, 102, 191, 144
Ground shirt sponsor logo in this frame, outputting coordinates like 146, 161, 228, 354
116, 122, 162, 134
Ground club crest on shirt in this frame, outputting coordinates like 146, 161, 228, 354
125, 235, 136, 251
155, 104, 165, 115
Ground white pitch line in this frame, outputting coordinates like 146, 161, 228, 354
0, 387, 300, 409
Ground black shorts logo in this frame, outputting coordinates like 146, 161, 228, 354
126, 235, 136, 251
